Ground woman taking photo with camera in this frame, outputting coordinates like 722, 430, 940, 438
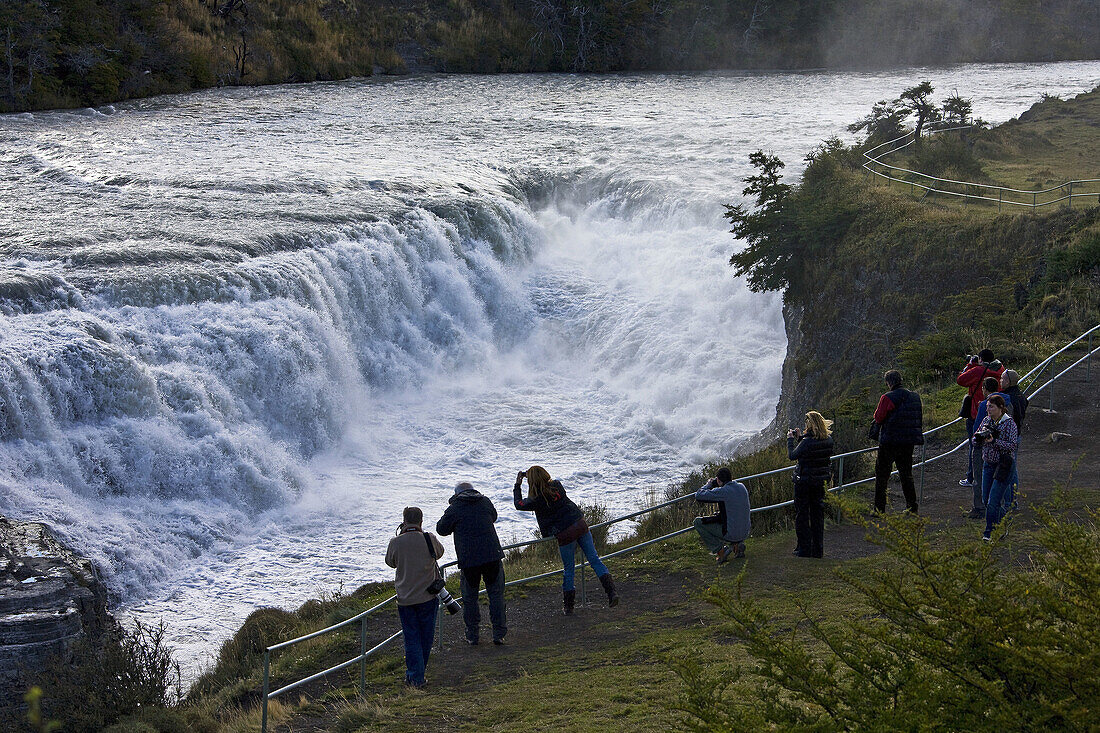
787, 411, 835, 558
514, 466, 619, 615
974, 394, 1019, 541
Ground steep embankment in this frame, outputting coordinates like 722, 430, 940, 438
4, 0, 1100, 112
768, 88, 1100, 438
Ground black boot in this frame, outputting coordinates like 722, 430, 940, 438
563, 589, 575, 616
599, 573, 619, 607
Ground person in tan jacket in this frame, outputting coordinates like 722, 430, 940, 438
385, 506, 445, 688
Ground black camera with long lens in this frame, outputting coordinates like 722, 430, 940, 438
974, 427, 995, 444
427, 578, 461, 615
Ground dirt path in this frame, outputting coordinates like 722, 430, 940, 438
280, 360, 1098, 730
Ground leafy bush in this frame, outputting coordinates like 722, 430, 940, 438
671, 498, 1100, 731
35, 622, 182, 733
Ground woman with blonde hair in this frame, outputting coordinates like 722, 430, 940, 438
514, 466, 619, 615
787, 410, 835, 558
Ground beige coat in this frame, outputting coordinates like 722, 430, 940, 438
385, 527, 445, 606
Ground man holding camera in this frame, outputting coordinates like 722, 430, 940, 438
386, 506, 446, 688
692, 467, 751, 563
436, 482, 507, 646
871, 370, 924, 514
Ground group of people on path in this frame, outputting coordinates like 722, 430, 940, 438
385, 349, 1027, 688
957, 349, 1027, 540
384, 465, 619, 688
686, 348, 1027, 565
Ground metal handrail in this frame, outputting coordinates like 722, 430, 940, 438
259, 324, 1097, 731
862, 127, 1099, 208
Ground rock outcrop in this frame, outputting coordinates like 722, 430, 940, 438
0, 517, 112, 711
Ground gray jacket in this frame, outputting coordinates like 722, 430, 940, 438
695, 480, 751, 542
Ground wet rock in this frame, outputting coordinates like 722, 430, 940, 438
0, 516, 112, 712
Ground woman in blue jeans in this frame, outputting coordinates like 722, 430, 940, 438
514, 465, 619, 615
975, 395, 1019, 541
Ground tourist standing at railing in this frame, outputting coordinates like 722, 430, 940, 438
787, 411, 835, 558
385, 506, 446, 688
999, 369, 1028, 511
966, 377, 1012, 519
870, 370, 924, 514
514, 466, 619, 615
692, 467, 751, 563
973, 395, 1019, 541
957, 350, 1005, 489
436, 482, 507, 646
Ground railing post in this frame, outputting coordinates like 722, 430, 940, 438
436, 596, 443, 651
262, 651, 270, 733
579, 550, 587, 606
919, 443, 926, 506
1067, 181, 1072, 209
1088, 333, 1093, 380
1033, 191, 1037, 209
1049, 355, 1056, 411
998, 189, 1002, 212
359, 618, 367, 697
837, 455, 845, 490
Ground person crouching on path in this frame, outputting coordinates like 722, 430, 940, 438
385, 506, 445, 688
692, 467, 751, 563
975, 394, 1019, 541
435, 482, 507, 646
787, 411, 835, 558
871, 370, 924, 514
514, 466, 619, 615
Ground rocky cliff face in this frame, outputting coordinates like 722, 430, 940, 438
0, 517, 112, 712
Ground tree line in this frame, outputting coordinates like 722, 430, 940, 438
4, 0, 1100, 112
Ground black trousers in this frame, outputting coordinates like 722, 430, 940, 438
459, 560, 506, 643
794, 481, 825, 557
875, 443, 918, 512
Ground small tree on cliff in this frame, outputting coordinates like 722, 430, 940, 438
899, 80, 941, 138
725, 151, 795, 293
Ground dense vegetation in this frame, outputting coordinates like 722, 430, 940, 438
675, 499, 1100, 730
4, 0, 1100, 112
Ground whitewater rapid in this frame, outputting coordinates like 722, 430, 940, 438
1, 62, 1097, 676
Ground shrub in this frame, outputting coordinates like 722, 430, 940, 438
35, 621, 182, 732
671, 497, 1100, 731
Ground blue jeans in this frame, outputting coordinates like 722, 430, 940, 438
1005, 449, 1020, 508
982, 461, 1013, 536
398, 599, 437, 687
559, 531, 609, 591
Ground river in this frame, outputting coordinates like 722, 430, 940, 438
1, 61, 1097, 678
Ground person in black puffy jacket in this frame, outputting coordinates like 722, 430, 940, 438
514, 465, 619, 615
436, 482, 506, 645
871, 370, 924, 514
787, 410, 835, 558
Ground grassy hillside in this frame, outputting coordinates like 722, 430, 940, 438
740, 87, 1100, 439
4, 0, 1100, 112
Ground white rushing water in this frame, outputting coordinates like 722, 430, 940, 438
1, 62, 1097, 677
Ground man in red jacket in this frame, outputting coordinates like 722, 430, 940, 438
956, 349, 1004, 488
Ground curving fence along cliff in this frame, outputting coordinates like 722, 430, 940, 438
862, 126, 1100, 210
258, 324, 1099, 731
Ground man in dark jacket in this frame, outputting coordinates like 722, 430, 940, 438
436, 482, 506, 645
871, 370, 924, 514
